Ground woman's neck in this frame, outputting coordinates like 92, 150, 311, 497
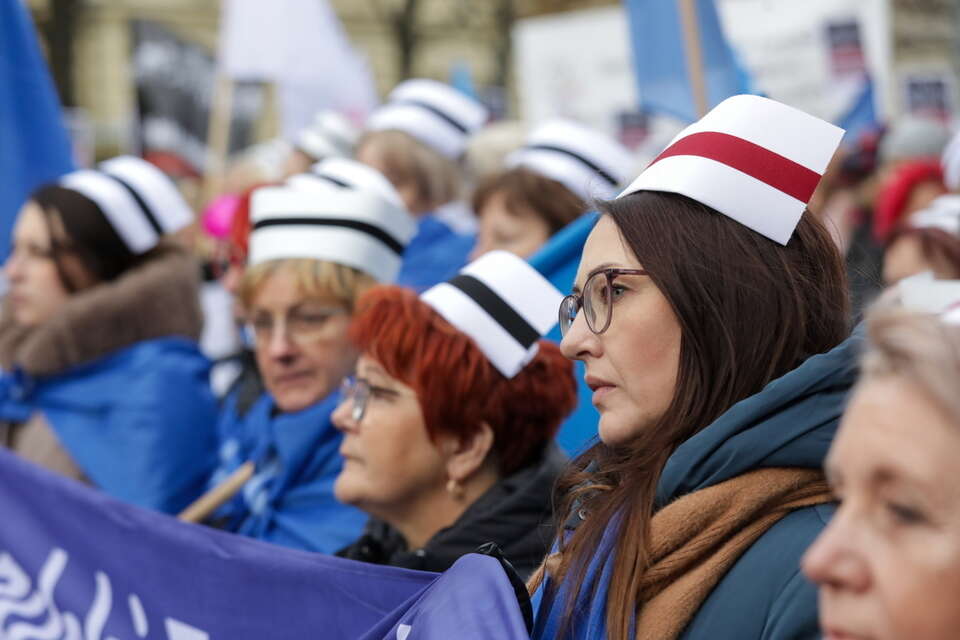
387, 466, 500, 551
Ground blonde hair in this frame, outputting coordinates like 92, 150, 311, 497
239, 259, 377, 312
357, 130, 462, 212
863, 305, 960, 423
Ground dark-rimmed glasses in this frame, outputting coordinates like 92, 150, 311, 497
559, 268, 647, 338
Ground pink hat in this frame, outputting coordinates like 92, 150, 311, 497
202, 194, 241, 240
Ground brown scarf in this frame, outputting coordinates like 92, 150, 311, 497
635, 467, 832, 640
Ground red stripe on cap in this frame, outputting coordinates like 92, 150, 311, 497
649, 131, 822, 203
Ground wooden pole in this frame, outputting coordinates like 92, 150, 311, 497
178, 460, 255, 524
678, 0, 709, 118
202, 72, 234, 205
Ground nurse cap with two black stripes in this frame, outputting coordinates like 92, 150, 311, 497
366, 79, 488, 160
506, 119, 635, 201
249, 163, 416, 284
59, 156, 193, 254
421, 251, 563, 379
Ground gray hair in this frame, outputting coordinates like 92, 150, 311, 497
863, 305, 960, 423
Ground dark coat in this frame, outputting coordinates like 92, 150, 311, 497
337, 443, 567, 579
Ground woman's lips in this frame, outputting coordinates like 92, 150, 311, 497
272, 371, 313, 386
585, 375, 616, 406
591, 385, 615, 405
339, 448, 362, 465
823, 626, 872, 640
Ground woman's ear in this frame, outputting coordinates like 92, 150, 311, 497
443, 422, 495, 484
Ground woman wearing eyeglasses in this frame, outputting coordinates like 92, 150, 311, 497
530, 96, 857, 640
333, 251, 577, 578
189, 159, 418, 554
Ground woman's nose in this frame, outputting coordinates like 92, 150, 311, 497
560, 309, 602, 361
802, 510, 871, 593
331, 398, 355, 433
3, 250, 23, 281
266, 322, 298, 360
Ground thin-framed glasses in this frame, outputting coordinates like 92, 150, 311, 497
247, 305, 346, 346
340, 377, 399, 423
559, 268, 647, 338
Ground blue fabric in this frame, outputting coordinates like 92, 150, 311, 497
529, 213, 600, 456
358, 554, 529, 640
624, 0, 752, 123
0, 337, 218, 514
396, 214, 475, 291
0, 445, 441, 639
0, 0, 74, 259
837, 77, 878, 149
532, 329, 863, 639
449, 61, 479, 101
210, 389, 366, 554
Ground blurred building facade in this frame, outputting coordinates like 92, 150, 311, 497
26, 0, 617, 159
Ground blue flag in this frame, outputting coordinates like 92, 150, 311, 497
0, 338, 219, 514
529, 213, 599, 456
837, 77, 878, 149
359, 554, 529, 640
449, 61, 479, 101
0, 446, 534, 639
624, 0, 751, 123
1, 0, 74, 258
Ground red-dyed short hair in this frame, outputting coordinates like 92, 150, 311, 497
228, 182, 271, 263
349, 286, 577, 475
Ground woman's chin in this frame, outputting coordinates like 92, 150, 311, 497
333, 471, 368, 507
597, 410, 652, 447
11, 305, 43, 328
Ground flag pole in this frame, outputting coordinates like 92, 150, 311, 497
202, 72, 234, 205
678, 0, 709, 118
178, 460, 254, 523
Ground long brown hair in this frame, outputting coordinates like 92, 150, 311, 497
536, 191, 850, 639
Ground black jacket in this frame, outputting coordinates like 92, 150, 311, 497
336, 443, 566, 578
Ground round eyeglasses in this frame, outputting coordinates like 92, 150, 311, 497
559, 268, 647, 338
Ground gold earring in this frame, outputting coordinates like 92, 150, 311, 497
446, 479, 465, 500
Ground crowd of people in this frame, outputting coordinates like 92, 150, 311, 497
4, 72, 960, 639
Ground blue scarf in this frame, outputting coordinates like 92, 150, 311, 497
210, 389, 366, 554
0, 337, 218, 514
395, 214, 475, 291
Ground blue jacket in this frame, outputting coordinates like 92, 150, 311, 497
0, 337, 218, 514
210, 389, 366, 554
395, 214, 475, 291
532, 330, 862, 639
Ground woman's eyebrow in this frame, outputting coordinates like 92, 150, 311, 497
573, 262, 622, 292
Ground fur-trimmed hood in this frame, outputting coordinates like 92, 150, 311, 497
0, 245, 204, 376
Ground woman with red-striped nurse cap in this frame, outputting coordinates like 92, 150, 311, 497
530, 95, 853, 640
